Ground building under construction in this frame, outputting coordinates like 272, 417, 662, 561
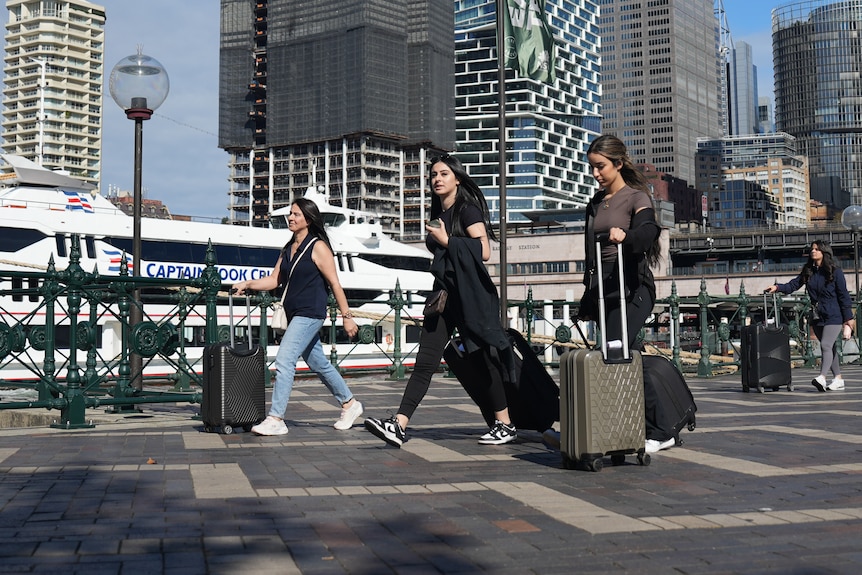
218, 0, 455, 235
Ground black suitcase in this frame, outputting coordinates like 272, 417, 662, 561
201, 292, 267, 434
740, 293, 793, 393
643, 354, 697, 444
559, 241, 648, 471
443, 328, 559, 432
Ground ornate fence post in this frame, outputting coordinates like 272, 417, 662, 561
36, 256, 60, 402
111, 257, 135, 407
524, 287, 536, 343
697, 278, 713, 377
387, 280, 406, 381
669, 281, 681, 369
327, 291, 339, 367
52, 235, 94, 428
201, 241, 221, 346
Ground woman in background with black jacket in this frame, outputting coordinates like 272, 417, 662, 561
766, 240, 855, 392
578, 134, 662, 351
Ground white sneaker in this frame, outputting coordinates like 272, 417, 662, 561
645, 438, 675, 454
827, 378, 845, 391
812, 375, 827, 392
334, 400, 363, 430
251, 416, 288, 436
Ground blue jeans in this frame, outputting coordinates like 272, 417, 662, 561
269, 315, 353, 418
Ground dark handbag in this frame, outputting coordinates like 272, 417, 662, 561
423, 289, 448, 317
811, 304, 822, 322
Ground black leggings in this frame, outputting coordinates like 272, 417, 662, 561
603, 284, 654, 351
398, 312, 508, 420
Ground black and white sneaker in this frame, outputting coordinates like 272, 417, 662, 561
478, 420, 517, 445
364, 416, 406, 447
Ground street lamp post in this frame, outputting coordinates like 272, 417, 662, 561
841, 205, 862, 360
109, 49, 169, 390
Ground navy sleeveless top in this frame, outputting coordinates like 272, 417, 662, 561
279, 235, 327, 320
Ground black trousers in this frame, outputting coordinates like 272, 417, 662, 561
398, 312, 508, 421
603, 283, 654, 351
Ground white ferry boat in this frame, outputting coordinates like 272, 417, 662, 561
0, 155, 434, 382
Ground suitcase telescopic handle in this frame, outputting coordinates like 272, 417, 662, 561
761, 291, 781, 328
227, 289, 255, 348
595, 240, 630, 361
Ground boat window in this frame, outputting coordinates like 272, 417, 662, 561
85, 236, 95, 259
322, 213, 346, 227
0, 227, 48, 254
56, 235, 67, 257
28, 277, 39, 302
270, 215, 289, 229
336, 254, 344, 272
347, 254, 355, 272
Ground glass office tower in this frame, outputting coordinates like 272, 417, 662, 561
453, 0, 602, 223
598, 0, 721, 184
774, 0, 862, 207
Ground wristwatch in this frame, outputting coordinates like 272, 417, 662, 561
342, 312, 354, 319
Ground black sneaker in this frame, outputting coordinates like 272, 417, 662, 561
478, 420, 517, 445
364, 416, 406, 447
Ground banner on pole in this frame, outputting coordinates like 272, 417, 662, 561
502, 0, 556, 84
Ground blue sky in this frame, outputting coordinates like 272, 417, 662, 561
98, 1, 778, 220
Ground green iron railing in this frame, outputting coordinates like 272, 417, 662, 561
1, 234, 853, 429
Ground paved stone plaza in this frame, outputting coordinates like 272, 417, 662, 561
1, 363, 861, 574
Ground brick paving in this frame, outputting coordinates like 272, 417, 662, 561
1, 363, 862, 574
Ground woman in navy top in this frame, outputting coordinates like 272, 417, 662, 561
766, 240, 855, 392
233, 197, 363, 435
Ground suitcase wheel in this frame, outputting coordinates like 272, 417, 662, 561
787, 382, 794, 392
222, 424, 235, 435
561, 454, 599, 471
204, 425, 214, 433
637, 452, 651, 466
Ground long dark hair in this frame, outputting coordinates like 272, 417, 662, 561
283, 197, 332, 252
587, 134, 660, 266
428, 154, 497, 241
801, 239, 836, 284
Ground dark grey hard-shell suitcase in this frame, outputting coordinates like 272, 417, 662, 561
559, 242, 649, 471
740, 292, 793, 393
201, 292, 267, 434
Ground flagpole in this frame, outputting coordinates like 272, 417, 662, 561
497, 0, 509, 326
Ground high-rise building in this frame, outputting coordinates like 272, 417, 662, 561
729, 40, 759, 136
757, 96, 774, 134
773, 0, 862, 208
219, 0, 455, 236
453, 0, 602, 223
598, 0, 721, 184
1, 0, 105, 187
695, 133, 810, 229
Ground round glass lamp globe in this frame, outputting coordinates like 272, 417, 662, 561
109, 52, 170, 111
842, 205, 862, 232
